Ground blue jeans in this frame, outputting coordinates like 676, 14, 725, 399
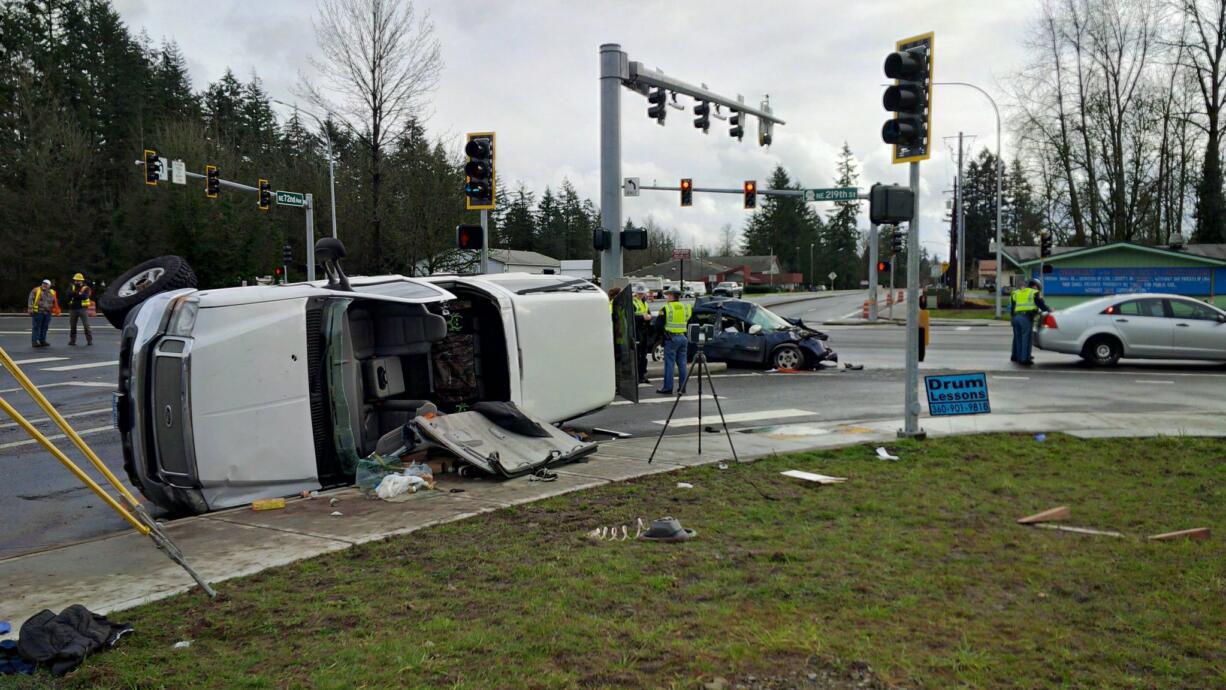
661, 333, 689, 392
1011, 313, 1033, 362
31, 312, 51, 344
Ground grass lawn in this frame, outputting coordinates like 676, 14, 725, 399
23, 434, 1225, 689
927, 308, 1005, 321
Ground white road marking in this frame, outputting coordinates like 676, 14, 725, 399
1134, 379, 1175, 384
0, 425, 113, 450
707, 373, 762, 378
992, 376, 1030, 380
0, 407, 112, 430
612, 395, 709, 406
653, 408, 815, 427
2, 357, 69, 367
0, 329, 73, 334
0, 381, 115, 394
956, 326, 972, 331
40, 361, 116, 372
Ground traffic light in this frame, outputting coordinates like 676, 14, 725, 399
1040, 230, 1053, 258
204, 164, 219, 198
282, 243, 293, 266
877, 260, 891, 273
257, 179, 271, 211
758, 98, 774, 147
621, 227, 647, 250
464, 132, 496, 211
456, 224, 484, 250
729, 111, 744, 140
743, 180, 757, 209
869, 183, 915, 224
647, 87, 667, 125
891, 227, 905, 254
680, 178, 693, 207
693, 101, 710, 132
274, 267, 283, 280
592, 228, 611, 251
144, 149, 160, 186
882, 32, 934, 164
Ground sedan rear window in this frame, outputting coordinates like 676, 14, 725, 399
1113, 299, 1164, 317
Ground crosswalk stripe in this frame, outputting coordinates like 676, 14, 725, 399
0, 407, 111, 430
0, 425, 113, 450
0, 381, 115, 394
2, 357, 69, 367
612, 395, 711, 406
40, 361, 116, 372
652, 408, 815, 427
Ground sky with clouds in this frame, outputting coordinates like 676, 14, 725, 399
113, 0, 1038, 261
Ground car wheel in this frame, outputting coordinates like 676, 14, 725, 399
98, 256, 197, 329
771, 344, 804, 370
1082, 335, 1122, 366
652, 343, 664, 361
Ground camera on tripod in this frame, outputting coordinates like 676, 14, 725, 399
687, 323, 714, 344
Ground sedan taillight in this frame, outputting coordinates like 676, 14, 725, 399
1042, 314, 1058, 329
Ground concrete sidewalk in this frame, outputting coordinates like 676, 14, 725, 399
4, 409, 1222, 639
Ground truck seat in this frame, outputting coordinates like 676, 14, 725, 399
374, 313, 447, 356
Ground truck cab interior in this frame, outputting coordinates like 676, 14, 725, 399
326, 289, 512, 464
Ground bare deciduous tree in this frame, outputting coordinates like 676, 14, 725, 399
302, 0, 442, 270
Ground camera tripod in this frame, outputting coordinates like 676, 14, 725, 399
648, 335, 739, 464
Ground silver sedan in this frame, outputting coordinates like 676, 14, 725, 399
1035, 293, 1226, 365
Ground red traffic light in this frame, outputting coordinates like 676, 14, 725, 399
274, 267, 283, 276
456, 224, 484, 250
876, 261, 891, 273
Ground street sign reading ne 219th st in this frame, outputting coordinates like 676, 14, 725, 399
803, 187, 859, 202
275, 190, 306, 208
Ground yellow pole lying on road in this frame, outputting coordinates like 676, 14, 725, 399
0, 346, 142, 509
0, 344, 217, 598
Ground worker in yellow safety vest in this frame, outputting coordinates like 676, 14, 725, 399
653, 290, 692, 395
632, 287, 653, 384
26, 279, 60, 348
1009, 278, 1049, 365
65, 272, 94, 346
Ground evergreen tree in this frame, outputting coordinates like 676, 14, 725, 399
741, 166, 822, 281
535, 187, 564, 258
824, 143, 863, 288
503, 185, 537, 251
149, 40, 198, 122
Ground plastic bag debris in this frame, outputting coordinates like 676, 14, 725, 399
375, 474, 425, 500
1034, 433, 1047, 442
330, 511, 343, 517
875, 447, 900, 461
676, 482, 694, 489
172, 640, 192, 649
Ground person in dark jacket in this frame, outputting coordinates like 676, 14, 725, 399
64, 272, 93, 346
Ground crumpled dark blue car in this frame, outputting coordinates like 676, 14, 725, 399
686, 298, 837, 370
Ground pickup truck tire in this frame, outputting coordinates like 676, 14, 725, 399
99, 255, 197, 329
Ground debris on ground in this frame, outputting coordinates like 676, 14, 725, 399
585, 518, 645, 542
639, 516, 697, 543
0, 621, 8, 635
1147, 527, 1210, 541
172, 640, 192, 649
1, 639, 36, 676
676, 482, 694, 489
251, 498, 285, 511
875, 447, 899, 461
781, 470, 847, 485
529, 468, 558, 482
718, 463, 728, 470
843, 362, 865, 371
1033, 524, 1125, 538
375, 473, 428, 500
1034, 433, 1047, 442
329, 511, 343, 517
328, 497, 340, 507
1017, 506, 1070, 524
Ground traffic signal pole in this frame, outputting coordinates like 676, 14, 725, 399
869, 224, 879, 321
480, 209, 490, 274
901, 162, 925, 438
599, 44, 625, 283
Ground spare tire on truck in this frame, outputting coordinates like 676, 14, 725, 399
98, 255, 197, 329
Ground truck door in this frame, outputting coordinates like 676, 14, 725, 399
613, 288, 639, 403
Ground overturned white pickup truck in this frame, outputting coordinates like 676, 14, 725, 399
107, 240, 628, 515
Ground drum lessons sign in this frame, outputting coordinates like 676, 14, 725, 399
1042, 267, 1212, 296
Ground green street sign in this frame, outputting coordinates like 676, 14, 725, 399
275, 190, 306, 208
803, 187, 859, 202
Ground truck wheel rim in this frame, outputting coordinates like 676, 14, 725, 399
776, 349, 799, 368
118, 268, 165, 297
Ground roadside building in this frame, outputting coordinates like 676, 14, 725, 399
626, 254, 803, 291
487, 249, 562, 274
1002, 241, 1226, 308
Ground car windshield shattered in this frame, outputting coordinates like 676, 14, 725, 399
747, 305, 794, 331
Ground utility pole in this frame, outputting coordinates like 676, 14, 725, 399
902, 162, 923, 437
956, 131, 965, 305
809, 243, 814, 292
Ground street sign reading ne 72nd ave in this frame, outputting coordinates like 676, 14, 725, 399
275, 190, 306, 208
803, 187, 859, 202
